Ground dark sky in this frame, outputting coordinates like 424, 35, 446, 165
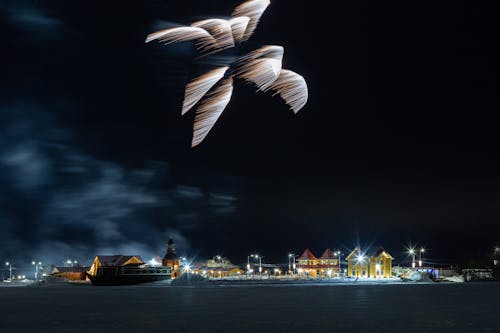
1, 0, 499, 267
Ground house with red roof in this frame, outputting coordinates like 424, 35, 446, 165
297, 248, 340, 278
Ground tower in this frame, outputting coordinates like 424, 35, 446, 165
162, 238, 181, 278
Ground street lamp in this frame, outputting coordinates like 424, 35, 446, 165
254, 255, 262, 277
5, 262, 14, 281
419, 248, 425, 267
493, 247, 499, 266
247, 254, 261, 276
32, 261, 42, 281
288, 253, 296, 275
334, 251, 342, 276
408, 248, 416, 268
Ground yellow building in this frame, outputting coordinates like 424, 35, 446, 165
346, 247, 393, 278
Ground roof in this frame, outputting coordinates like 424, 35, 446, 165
346, 248, 361, 260
298, 248, 318, 260
367, 247, 394, 259
52, 266, 89, 273
95, 255, 144, 267
195, 266, 243, 272
346, 247, 394, 260
319, 248, 336, 259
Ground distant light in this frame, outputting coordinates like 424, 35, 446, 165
38, 262, 42, 265
184, 264, 191, 272
412, 261, 416, 268
147, 258, 162, 267
355, 254, 365, 264
5, 262, 9, 266
32, 261, 36, 265
420, 248, 425, 253
408, 248, 415, 255
418, 260, 423, 267
375, 264, 381, 271
66, 260, 72, 264
297, 268, 303, 273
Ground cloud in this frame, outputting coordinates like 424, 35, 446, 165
1, 142, 52, 190
0, 103, 239, 266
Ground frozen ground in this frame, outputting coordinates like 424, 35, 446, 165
0, 282, 499, 332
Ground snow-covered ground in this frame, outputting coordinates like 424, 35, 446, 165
0, 282, 498, 332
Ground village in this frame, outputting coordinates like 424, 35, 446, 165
2, 239, 499, 286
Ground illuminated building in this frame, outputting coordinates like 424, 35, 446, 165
50, 266, 89, 281
297, 248, 340, 278
88, 255, 144, 276
162, 238, 181, 278
192, 256, 244, 278
346, 247, 393, 278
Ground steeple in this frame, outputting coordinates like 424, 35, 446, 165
162, 238, 180, 278
163, 238, 177, 262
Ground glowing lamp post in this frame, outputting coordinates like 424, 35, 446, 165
5, 262, 13, 281
32, 261, 42, 281
66, 260, 77, 267
408, 248, 416, 269
334, 251, 342, 276
418, 248, 425, 267
248, 254, 262, 277
288, 253, 297, 275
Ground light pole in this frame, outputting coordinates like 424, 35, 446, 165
419, 248, 425, 267
66, 260, 78, 267
409, 248, 416, 269
5, 262, 14, 281
288, 253, 296, 274
248, 254, 260, 277
32, 261, 42, 281
334, 251, 342, 277
494, 247, 499, 266
256, 255, 262, 278
246, 255, 251, 275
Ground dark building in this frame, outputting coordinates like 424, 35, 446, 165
162, 238, 181, 278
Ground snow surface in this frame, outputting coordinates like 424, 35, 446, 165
0, 283, 498, 332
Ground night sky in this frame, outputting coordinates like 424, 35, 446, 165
1, 0, 498, 267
